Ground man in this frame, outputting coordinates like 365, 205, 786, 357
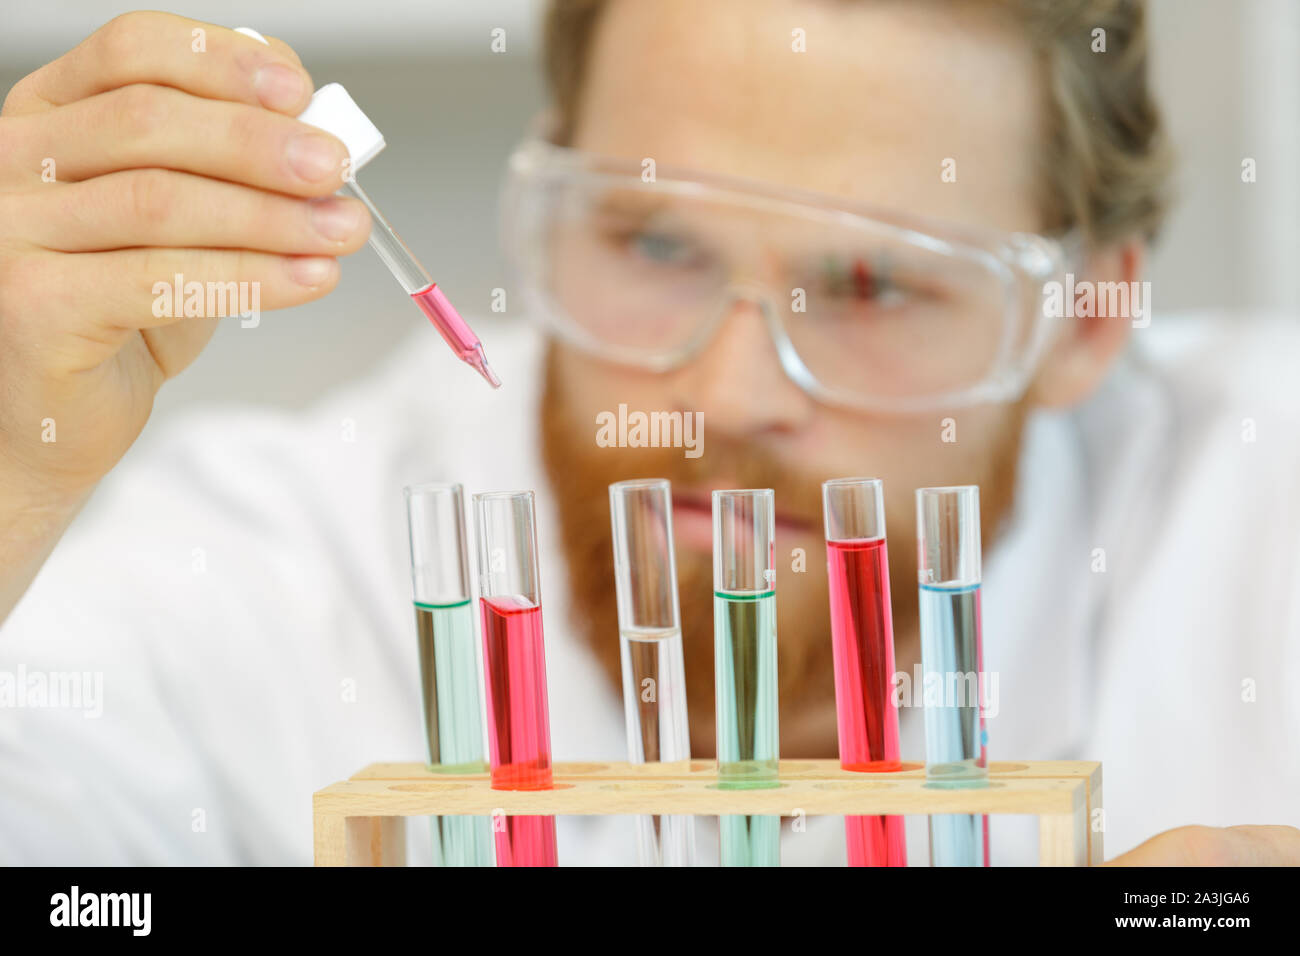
0, 2, 1297, 865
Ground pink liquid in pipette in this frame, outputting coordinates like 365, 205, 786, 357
480, 594, 557, 867
411, 282, 501, 388
826, 536, 907, 867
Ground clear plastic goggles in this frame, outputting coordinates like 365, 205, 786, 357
501, 139, 1073, 412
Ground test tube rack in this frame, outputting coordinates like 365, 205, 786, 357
313, 758, 1103, 866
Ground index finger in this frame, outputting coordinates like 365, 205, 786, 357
5, 12, 313, 117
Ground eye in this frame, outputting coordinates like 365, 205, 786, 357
627, 230, 709, 268
818, 257, 908, 307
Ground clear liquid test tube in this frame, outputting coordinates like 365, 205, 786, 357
473, 491, 558, 867
712, 489, 780, 867
916, 485, 989, 867
822, 478, 907, 867
609, 479, 696, 867
404, 483, 494, 866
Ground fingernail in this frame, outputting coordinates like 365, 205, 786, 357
253, 63, 308, 111
288, 256, 336, 287
310, 198, 363, 242
287, 134, 343, 183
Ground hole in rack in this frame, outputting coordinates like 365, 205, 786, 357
387, 782, 578, 793
778, 762, 820, 774
832, 764, 925, 780
921, 781, 1007, 791
987, 762, 1030, 774
813, 781, 898, 791
831, 762, 924, 775
555, 763, 609, 775
599, 783, 684, 792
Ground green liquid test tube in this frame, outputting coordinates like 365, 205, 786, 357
404, 482, 494, 866
713, 489, 781, 866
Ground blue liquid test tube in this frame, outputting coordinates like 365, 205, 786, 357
916, 486, 990, 867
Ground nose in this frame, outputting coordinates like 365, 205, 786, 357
671, 294, 815, 435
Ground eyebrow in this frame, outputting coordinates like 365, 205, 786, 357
588, 190, 672, 222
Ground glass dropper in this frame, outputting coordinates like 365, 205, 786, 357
343, 177, 500, 389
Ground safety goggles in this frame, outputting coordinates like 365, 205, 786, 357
501, 138, 1074, 413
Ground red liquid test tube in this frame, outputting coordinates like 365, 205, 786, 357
473, 491, 557, 867
822, 478, 907, 867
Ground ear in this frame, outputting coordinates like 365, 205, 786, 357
1026, 239, 1146, 409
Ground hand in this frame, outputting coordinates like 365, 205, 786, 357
0, 12, 370, 622
1104, 824, 1300, 866
0, 11, 369, 501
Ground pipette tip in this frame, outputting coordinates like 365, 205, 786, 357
469, 344, 502, 389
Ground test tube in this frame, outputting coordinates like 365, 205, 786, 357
404, 483, 494, 866
916, 486, 989, 867
822, 478, 907, 867
712, 489, 780, 866
472, 491, 558, 867
609, 479, 696, 866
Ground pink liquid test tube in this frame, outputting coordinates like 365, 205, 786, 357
822, 478, 907, 867
472, 491, 557, 867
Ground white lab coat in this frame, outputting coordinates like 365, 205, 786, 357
1, 312, 1297, 865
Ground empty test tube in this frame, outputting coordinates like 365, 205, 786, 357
609, 479, 696, 866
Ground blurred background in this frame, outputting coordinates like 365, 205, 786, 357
2, 0, 1296, 436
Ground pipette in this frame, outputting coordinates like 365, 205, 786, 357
342, 180, 501, 388
234, 27, 500, 388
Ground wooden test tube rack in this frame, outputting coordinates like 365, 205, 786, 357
313, 759, 1103, 867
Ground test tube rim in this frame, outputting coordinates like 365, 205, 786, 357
473, 490, 541, 604
404, 481, 472, 604
916, 484, 980, 496
473, 490, 535, 504
610, 477, 672, 492
608, 477, 681, 632
404, 480, 464, 498
821, 476, 887, 542
915, 484, 981, 587
821, 476, 884, 489
711, 488, 776, 593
